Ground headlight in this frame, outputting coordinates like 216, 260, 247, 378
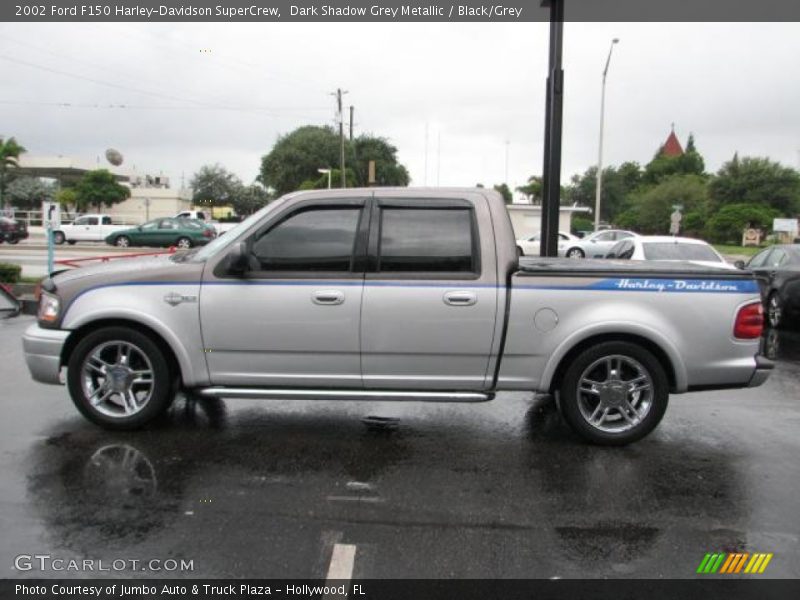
38, 291, 60, 323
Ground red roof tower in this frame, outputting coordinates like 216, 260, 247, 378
661, 124, 684, 157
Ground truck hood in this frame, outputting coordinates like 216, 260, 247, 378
51, 253, 185, 287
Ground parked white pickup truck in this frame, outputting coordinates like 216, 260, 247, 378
53, 214, 128, 245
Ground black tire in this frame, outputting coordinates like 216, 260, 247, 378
176, 237, 193, 249
114, 235, 131, 248
67, 326, 175, 430
67, 240, 77, 246
7, 238, 19, 245
53, 231, 66, 245
566, 247, 585, 259
766, 292, 782, 329
558, 341, 669, 446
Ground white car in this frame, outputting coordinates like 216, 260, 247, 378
516, 231, 578, 256
560, 229, 639, 259
606, 236, 736, 269
53, 214, 128, 245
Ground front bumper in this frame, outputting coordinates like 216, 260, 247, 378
748, 355, 774, 388
22, 323, 69, 385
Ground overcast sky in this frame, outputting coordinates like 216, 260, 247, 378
1, 21, 799, 197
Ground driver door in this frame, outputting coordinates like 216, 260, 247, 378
200, 197, 368, 387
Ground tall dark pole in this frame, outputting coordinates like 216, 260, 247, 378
349, 105, 354, 140
539, 0, 564, 257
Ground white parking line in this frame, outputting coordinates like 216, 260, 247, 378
324, 543, 356, 587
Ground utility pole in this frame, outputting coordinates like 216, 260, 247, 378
539, 0, 565, 257
594, 37, 620, 232
349, 105, 354, 140
504, 140, 510, 185
424, 122, 429, 186
331, 88, 348, 187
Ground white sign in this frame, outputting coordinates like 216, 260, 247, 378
773, 218, 798, 233
42, 201, 61, 229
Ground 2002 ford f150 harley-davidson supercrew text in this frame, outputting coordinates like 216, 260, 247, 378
22, 188, 772, 444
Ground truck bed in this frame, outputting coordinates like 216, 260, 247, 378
516, 257, 750, 279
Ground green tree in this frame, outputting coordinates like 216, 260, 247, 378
643, 133, 705, 184
190, 164, 241, 208
74, 169, 130, 212
351, 135, 410, 187
493, 183, 513, 204
708, 155, 800, 215
0, 136, 26, 208
571, 216, 593, 235
616, 174, 709, 235
230, 183, 272, 216
516, 175, 542, 204
259, 126, 409, 196
706, 203, 780, 244
56, 188, 78, 212
562, 161, 642, 223
5, 177, 56, 210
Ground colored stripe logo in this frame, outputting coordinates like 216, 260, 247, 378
696, 552, 773, 574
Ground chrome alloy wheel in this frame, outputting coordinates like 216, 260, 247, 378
768, 294, 782, 328
576, 354, 654, 434
80, 341, 155, 418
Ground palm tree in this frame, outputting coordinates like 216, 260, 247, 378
0, 136, 27, 209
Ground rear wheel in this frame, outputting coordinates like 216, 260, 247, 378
767, 292, 782, 328
67, 240, 77, 246
115, 235, 130, 248
7, 238, 19, 245
176, 237, 193, 249
558, 341, 669, 445
566, 247, 585, 259
67, 327, 174, 430
53, 231, 65, 245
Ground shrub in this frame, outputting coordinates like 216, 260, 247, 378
0, 263, 22, 283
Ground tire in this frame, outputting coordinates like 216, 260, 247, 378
67, 326, 175, 430
766, 292, 782, 329
53, 231, 66, 245
67, 240, 77, 246
176, 237, 193, 249
566, 247, 585, 259
7, 237, 19, 245
517, 246, 524, 258
115, 236, 130, 248
558, 341, 669, 445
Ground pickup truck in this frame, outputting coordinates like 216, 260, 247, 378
53, 214, 128, 245
22, 188, 772, 445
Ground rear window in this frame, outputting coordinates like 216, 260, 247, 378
378, 207, 476, 273
643, 242, 721, 262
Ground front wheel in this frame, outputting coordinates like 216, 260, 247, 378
67, 327, 175, 430
767, 292, 782, 328
53, 231, 66, 245
566, 247, 585, 259
114, 235, 130, 248
558, 341, 669, 445
7, 238, 19, 245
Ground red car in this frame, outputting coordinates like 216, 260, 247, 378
0, 217, 28, 244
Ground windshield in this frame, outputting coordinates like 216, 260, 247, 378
643, 242, 721, 262
186, 199, 285, 262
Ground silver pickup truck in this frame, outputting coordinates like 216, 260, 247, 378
22, 188, 772, 444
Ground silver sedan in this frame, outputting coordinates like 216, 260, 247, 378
560, 229, 639, 259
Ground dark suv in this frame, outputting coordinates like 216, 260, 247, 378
0, 217, 29, 244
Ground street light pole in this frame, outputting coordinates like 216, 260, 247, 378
318, 168, 332, 189
594, 37, 619, 232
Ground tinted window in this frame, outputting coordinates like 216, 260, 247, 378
768, 248, 787, 267
73, 217, 89, 226
378, 208, 475, 273
159, 219, 178, 229
197, 211, 206, 220
252, 207, 361, 272
102, 216, 112, 225
616, 232, 634, 240
747, 249, 772, 268
141, 221, 158, 230
593, 231, 615, 242
87, 217, 99, 226
642, 242, 721, 262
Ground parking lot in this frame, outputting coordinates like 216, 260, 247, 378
0, 314, 798, 579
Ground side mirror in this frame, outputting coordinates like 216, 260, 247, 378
734, 260, 746, 270
224, 242, 249, 275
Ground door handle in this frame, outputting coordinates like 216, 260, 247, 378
443, 291, 477, 306
312, 290, 345, 305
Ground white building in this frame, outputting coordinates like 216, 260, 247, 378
506, 204, 591, 239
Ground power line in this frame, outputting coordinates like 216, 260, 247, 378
0, 99, 330, 116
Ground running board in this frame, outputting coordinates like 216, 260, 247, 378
197, 387, 493, 403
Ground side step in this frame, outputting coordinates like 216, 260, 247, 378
197, 387, 493, 403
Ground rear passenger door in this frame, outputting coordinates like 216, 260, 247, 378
360, 195, 499, 390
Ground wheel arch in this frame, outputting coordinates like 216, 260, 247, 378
544, 330, 684, 395
61, 318, 184, 386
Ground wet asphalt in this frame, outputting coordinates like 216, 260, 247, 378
0, 315, 799, 579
